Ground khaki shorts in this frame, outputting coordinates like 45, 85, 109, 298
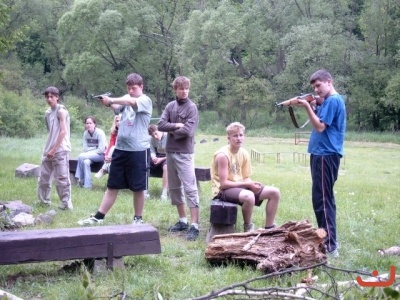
214, 185, 265, 207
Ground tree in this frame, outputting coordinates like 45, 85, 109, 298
0, 0, 25, 54
349, 0, 400, 130
3, 0, 73, 95
58, 0, 200, 114
179, 0, 278, 126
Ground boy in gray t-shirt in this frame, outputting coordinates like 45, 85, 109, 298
38, 86, 72, 210
78, 73, 152, 226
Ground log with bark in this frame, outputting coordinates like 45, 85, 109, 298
205, 220, 327, 273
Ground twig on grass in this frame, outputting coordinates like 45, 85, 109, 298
189, 263, 398, 300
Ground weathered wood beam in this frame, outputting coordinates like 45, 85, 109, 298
0, 224, 161, 265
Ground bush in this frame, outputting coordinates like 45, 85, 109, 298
0, 88, 43, 138
197, 111, 225, 135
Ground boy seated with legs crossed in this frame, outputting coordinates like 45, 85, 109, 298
211, 122, 281, 232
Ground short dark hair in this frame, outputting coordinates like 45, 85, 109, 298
310, 69, 333, 85
125, 73, 143, 86
44, 86, 59, 96
84, 116, 97, 125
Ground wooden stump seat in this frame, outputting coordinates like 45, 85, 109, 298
206, 199, 238, 243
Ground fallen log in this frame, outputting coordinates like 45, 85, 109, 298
205, 220, 327, 273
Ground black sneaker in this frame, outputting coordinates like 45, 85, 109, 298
168, 221, 189, 232
186, 225, 199, 241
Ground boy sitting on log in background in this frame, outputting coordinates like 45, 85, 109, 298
148, 124, 169, 200
210, 122, 281, 232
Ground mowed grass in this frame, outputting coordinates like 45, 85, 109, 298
0, 132, 399, 299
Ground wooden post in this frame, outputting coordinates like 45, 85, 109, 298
107, 242, 113, 270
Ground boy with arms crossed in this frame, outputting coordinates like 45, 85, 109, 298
158, 76, 200, 241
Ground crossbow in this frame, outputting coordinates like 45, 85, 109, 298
276, 93, 318, 128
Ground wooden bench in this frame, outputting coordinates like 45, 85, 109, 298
69, 159, 103, 174
0, 224, 161, 269
68, 159, 211, 189
206, 199, 238, 243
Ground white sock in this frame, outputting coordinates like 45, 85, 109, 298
161, 188, 168, 195
191, 223, 199, 229
179, 217, 188, 224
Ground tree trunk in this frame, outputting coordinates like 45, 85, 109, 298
205, 220, 327, 273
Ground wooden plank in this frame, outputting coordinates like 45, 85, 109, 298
0, 224, 161, 265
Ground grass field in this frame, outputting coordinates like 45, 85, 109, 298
0, 132, 399, 299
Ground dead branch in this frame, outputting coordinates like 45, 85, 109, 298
378, 246, 400, 256
190, 263, 398, 300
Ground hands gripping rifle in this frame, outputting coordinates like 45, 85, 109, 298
275, 93, 317, 107
276, 93, 319, 128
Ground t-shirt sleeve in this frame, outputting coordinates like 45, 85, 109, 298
136, 95, 152, 116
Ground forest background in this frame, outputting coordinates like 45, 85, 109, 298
0, 0, 400, 138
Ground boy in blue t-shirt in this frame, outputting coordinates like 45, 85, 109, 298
296, 69, 346, 258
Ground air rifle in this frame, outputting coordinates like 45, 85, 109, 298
275, 93, 318, 107
91, 92, 112, 100
275, 93, 320, 129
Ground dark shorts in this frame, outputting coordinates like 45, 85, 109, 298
149, 155, 166, 178
107, 149, 150, 192
214, 186, 265, 207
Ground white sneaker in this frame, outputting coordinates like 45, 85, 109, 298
243, 222, 256, 232
78, 215, 104, 226
94, 170, 104, 179
144, 190, 150, 199
132, 217, 143, 224
160, 193, 168, 201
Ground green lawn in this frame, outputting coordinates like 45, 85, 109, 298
0, 133, 399, 299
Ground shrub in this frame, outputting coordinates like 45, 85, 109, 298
0, 88, 43, 138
